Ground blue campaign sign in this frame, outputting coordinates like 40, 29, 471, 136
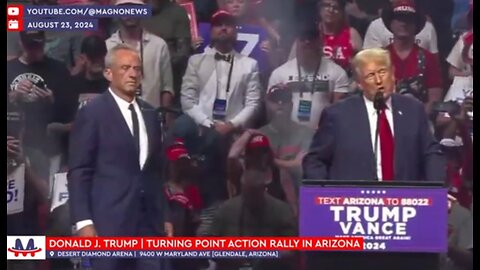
197, 23, 270, 73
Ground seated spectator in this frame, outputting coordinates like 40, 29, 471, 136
447, 5, 473, 80
7, 31, 77, 180
289, 0, 363, 76
227, 131, 287, 204
164, 139, 202, 237
259, 84, 315, 214
107, 0, 174, 109
163, 139, 205, 270
195, 0, 278, 80
210, 168, 297, 270
270, 23, 350, 130
437, 96, 473, 209
383, 0, 443, 115
363, 0, 439, 55
171, 10, 261, 227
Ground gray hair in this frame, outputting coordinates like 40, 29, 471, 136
104, 43, 139, 68
351, 48, 392, 81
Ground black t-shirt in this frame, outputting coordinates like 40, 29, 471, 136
6, 57, 76, 149
71, 73, 108, 95
71, 73, 108, 111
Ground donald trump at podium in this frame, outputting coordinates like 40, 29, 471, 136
303, 48, 446, 183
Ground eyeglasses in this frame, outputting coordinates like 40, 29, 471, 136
320, 3, 341, 13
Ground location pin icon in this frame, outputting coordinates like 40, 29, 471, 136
50, 251, 54, 257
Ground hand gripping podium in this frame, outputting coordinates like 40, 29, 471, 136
300, 180, 447, 270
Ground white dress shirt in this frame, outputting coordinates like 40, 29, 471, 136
209, 48, 234, 101
363, 95, 395, 181
75, 88, 149, 232
109, 88, 149, 168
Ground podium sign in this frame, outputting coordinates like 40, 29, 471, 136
300, 185, 448, 253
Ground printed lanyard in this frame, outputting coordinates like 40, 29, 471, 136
297, 60, 321, 98
215, 54, 235, 96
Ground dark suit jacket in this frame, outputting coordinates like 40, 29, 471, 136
303, 94, 446, 182
68, 91, 165, 236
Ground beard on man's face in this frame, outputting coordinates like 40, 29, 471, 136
212, 34, 236, 46
120, 18, 141, 28
211, 26, 236, 46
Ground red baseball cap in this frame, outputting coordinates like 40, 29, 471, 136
166, 139, 190, 161
246, 134, 271, 150
211, 10, 236, 26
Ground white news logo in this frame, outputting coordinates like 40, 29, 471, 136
8, 7, 20, 16
7, 236, 46, 260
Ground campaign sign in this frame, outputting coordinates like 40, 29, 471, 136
299, 186, 448, 253
197, 23, 269, 73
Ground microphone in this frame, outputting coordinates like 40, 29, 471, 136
372, 91, 384, 181
373, 91, 385, 111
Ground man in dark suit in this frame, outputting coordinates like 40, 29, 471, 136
302, 48, 446, 270
303, 47, 445, 182
68, 44, 168, 270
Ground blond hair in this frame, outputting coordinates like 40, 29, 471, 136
351, 48, 392, 80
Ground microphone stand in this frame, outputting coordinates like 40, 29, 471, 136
373, 92, 385, 181
373, 110, 380, 181
155, 106, 183, 143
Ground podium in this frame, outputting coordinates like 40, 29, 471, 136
299, 180, 447, 270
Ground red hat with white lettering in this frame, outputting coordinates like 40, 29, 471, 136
246, 134, 271, 151
166, 138, 191, 161
381, 0, 426, 35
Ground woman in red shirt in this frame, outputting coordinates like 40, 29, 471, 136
289, 0, 362, 76
318, 0, 362, 73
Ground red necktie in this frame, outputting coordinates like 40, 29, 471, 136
379, 109, 394, 180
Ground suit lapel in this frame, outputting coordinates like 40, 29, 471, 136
199, 52, 217, 88
354, 95, 376, 177
391, 95, 406, 179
